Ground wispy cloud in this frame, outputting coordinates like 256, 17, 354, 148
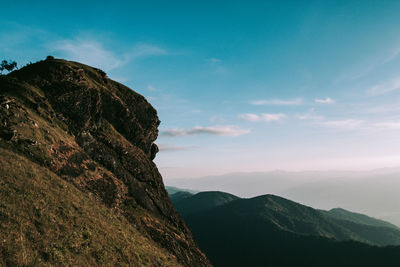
335, 45, 400, 82
315, 97, 335, 104
365, 102, 400, 114
251, 98, 302, 106
367, 76, 400, 95
210, 115, 225, 123
319, 119, 365, 130
52, 38, 166, 71
373, 121, 400, 130
158, 144, 197, 152
296, 109, 323, 120
147, 85, 157, 91
161, 125, 250, 137
238, 113, 286, 122
208, 58, 221, 63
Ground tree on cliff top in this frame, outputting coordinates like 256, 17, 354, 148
0, 60, 18, 74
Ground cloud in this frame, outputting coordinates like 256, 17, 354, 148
53, 39, 121, 71
367, 77, 400, 95
157, 144, 197, 152
147, 85, 157, 91
210, 115, 225, 123
319, 119, 365, 130
161, 125, 250, 137
52, 38, 166, 71
296, 109, 323, 120
129, 43, 166, 58
251, 98, 302, 106
373, 121, 400, 130
238, 113, 286, 122
315, 97, 335, 104
208, 58, 221, 63
334, 45, 400, 83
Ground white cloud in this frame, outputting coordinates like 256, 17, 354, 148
238, 113, 286, 122
158, 144, 197, 152
238, 113, 260, 122
367, 76, 400, 95
365, 103, 400, 114
373, 121, 400, 130
52, 38, 166, 71
53, 39, 122, 71
315, 97, 335, 104
296, 109, 323, 120
251, 98, 302, 106
161, 125, 250, 137
319, 119, 365, 130
260, 113, 286, 121
129, 43, 166, 58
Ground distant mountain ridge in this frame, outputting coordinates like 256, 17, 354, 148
169, 189, 400, 266
321, 208, 399, 230
172, 191, 240, 215
166, 170, 400, 226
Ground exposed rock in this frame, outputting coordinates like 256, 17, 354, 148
0, 58, 210, 266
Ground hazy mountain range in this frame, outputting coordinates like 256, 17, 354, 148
166, 169, 400, 226
167, 188, 400, 266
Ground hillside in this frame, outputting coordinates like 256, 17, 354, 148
172, 191, 239, 215
169, 191, 194, 203
321, 208, 399, 230
173, 190, 400, 266
0, 58, 210, 266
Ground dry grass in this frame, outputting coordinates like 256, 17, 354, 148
0, 148, 181, 266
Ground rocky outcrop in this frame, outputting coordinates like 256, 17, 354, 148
0, 58, 210, 266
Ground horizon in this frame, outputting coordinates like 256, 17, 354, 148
163, 165, 400, 180
3, 1, 400, 178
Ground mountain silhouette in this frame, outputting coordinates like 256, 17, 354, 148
171, 189, 400, 266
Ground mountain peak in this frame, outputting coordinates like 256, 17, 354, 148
0, 58, 210, 266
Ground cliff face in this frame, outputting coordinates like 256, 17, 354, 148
0, 58, 210, 266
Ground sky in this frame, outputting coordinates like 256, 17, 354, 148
2, 1, 400, 179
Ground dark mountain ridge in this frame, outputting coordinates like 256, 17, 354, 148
172, 190, 400, 266
172, 191, 240, 215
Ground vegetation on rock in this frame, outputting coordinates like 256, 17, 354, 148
0, 58, 210, 266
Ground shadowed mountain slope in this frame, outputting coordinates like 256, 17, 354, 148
172, 191, 240, 215
173, 190, 400, 266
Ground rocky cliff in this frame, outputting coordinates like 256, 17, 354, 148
0, 58, 210, 266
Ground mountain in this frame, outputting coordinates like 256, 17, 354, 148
0, 58, 210, 266
165, 185, 198, 195
321, 208, 399, 230
173, 191, 239, 215
281, 174, 400, 226
166, 170, 400, 226
169, 191, 194, 203
173, 190, 400, 266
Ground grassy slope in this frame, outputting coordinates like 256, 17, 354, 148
0, 148, 180, 266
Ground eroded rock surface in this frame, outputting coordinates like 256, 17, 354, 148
0, 58, 210, 266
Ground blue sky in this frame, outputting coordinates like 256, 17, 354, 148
3, 1, 400, 178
